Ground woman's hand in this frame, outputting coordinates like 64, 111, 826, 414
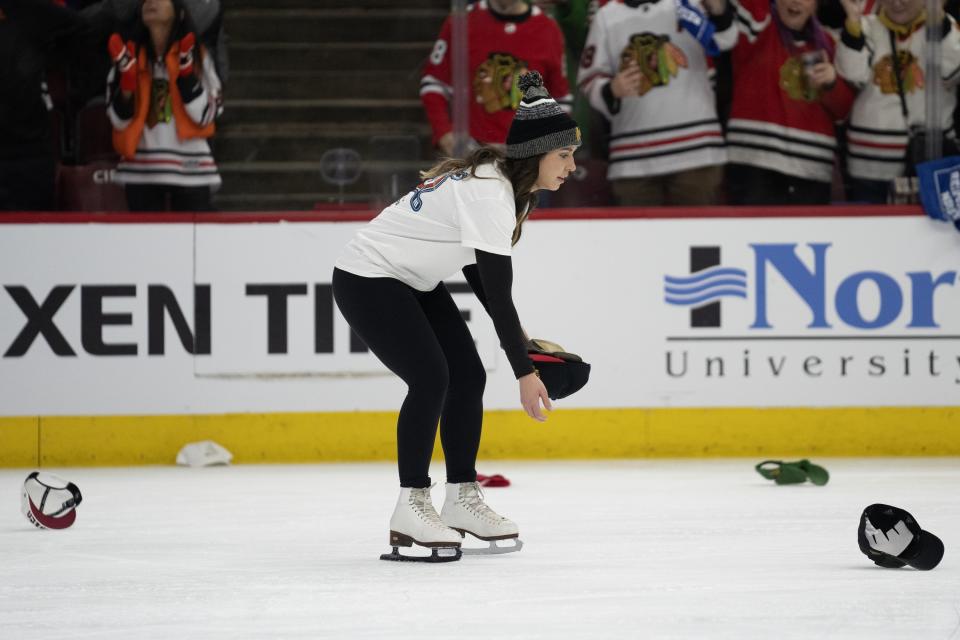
611, 61, 642, 98
519, 372, 552, 422
806, 61, 837, 91
178, 32, 196, 77
437, 132, 456, 157
108, 33, 137, 97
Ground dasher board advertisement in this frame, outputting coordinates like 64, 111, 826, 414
0, 213, 958, 415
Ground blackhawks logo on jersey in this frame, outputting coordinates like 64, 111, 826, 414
147, 78, 173, 127
779, 56, 822, 102
620, 33, 688, 96
473, 52, 529, 114
872, 50, 925, 94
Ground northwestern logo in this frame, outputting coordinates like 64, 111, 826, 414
664, 243, 957, 330
663, 246, 747, 328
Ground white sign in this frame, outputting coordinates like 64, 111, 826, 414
1, 215, 958, 416
511, 217, 960, 408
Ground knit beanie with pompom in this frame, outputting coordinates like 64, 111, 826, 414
505, 71, 580, 159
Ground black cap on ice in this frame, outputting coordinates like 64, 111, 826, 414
858, 504, 944, 571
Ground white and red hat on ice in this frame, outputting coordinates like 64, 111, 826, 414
21, 471, 83, 530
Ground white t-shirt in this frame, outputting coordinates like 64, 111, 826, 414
335, 162, 517, 291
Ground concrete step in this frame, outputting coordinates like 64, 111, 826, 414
229, 42, 431, 73
217, 2, 448, 211
220, 98, 427, 126
226, 9, 446, 43
226, 70, 421, 101
215, 123, 431, 163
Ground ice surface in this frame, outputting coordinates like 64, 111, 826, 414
1, 459, 958, 639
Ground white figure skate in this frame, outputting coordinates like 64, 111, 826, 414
440, 482, 523, 555
380, 486, 462, 563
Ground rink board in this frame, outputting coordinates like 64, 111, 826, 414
1, 207, 959, 465
2, 406, 959, 467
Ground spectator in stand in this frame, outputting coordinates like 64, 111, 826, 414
835, 0, 960, 202
539, 0, 604, 155
106, 0, 222, 211
578, 0, 737, 206
0, 0, 88, 210
420, 0, 572, 157
705, 0, 855, 204
111, 0, 228, 83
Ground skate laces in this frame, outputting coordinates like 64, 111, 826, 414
460, 482, 502, 522
410, 486, 447, 529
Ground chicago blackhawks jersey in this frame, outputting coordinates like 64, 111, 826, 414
420, 1, 572, 147
578, 0, 736, 180
836, 13, 960, 180
723, 0, 854, 183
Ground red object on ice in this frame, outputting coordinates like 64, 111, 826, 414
476, 473, 511, 487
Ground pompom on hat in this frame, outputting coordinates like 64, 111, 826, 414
506, 71, 580, 159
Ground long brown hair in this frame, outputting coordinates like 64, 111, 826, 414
420, 146, 540, 245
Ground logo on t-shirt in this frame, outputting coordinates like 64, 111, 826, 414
408, 170, 469, 211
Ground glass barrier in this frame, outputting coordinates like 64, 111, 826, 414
436, 0, 960, 210
3, 0, 958, 214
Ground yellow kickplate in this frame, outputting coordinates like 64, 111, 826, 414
0, 407, 955, 467
0, 418, 39, 467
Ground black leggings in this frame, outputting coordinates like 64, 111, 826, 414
332, 268, 485, 488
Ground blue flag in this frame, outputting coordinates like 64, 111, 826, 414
916, 154, 960, 232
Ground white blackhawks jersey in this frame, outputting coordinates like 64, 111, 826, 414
335, 163, 517, 292
107, 53, 222, 188
577, 0, 736, 180
835, 15, 960, 180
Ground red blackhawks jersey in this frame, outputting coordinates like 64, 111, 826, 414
726, 0, 854, 182
420, 1, 572, 146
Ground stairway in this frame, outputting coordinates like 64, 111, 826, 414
216, 0, 448, 211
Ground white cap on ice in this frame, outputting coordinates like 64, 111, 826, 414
21, 471, 83, 530
176, 440, 233, 467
